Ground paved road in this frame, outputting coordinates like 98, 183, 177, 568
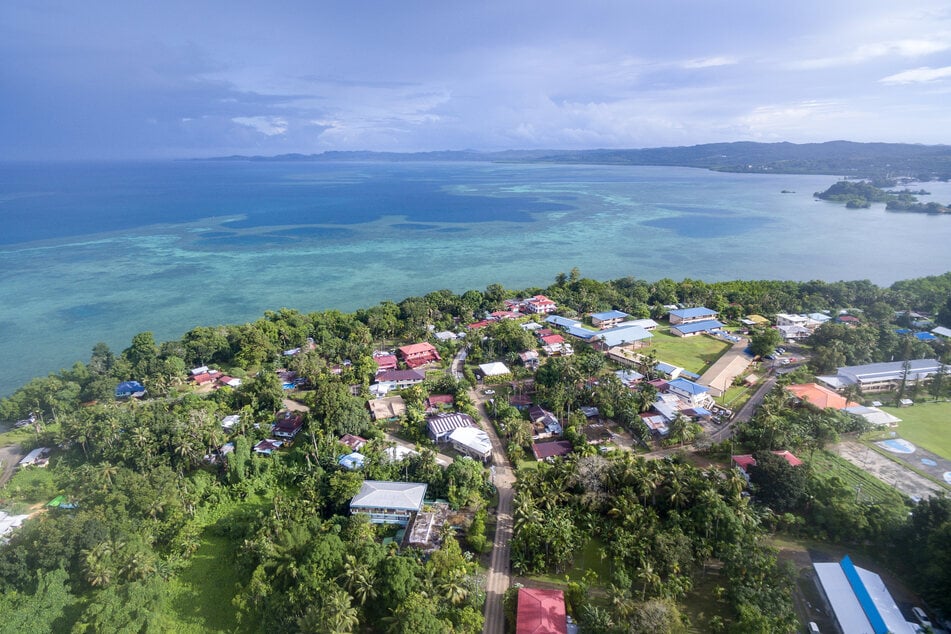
0, 444, 25, 487
471, 390, 515, 634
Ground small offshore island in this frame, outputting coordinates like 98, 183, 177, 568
1, 271, 951, 633
815, 180, 951, 213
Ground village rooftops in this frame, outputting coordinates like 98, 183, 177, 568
448, 426, 493, 460
732, 450, 802, 472
272, 411, 304, 438
339, 434, 368, 451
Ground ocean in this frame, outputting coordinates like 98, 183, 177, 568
2, 160, 950, 396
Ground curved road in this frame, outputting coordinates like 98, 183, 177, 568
470, 389, 515, 634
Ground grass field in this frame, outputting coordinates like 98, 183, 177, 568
1, 464, 58, 503
716, 385, 754, 410
808, 450, 906, 505
880, 401, 951, 460
168, 532, 242, 633
648, 329, 731, 374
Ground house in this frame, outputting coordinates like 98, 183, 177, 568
491, 310, 522, 320
433, 330, 459, 341
591, 324, 653, 349
424, 394, 454, 413
654, 361, 684, 379
814, 556, 918, 634
539, 333, 565, 347
339, 434, 368, 451
668, 306, 718, 325
272, 411, 304, 439
816, 359, 947, 394
528, 405, 562, 435
338, 452, 365, 470
844, 406, 902, 428
525, 295, 557, 314
190, 366, 210, 376
367, 395, 407, 421
775, 313, 810, 327
398, 342, 441, 368
217, 375, 242, 388
519, 350, 540, 368
745, 314, 771, 327
932, 326, 951, 338
115, 380, 146, 398
531, 440, 573, 461
448, 427, 493, 461
777, 324, 811, 341
373, 354, 399, 372
18, 447, 51, 468
375, 369, 425, 390
516, 588, 568, 634
479, 362, 512, 378
468, 319, 493, 330
667, 378, 712, 407
383, 444, 418, 462
836, 314, 861, 325
915, 332, 937, 342
427, 412, 476, 442
787, 383, 855, 410
590, 309, 629, 329
615, 369, 644, 387
732, 450, 802, 475
253, 439, 284, 455
642, 414, 669, 436
670, 319, 725, 337
350, 480, 427, 525
220, 414, 241, 431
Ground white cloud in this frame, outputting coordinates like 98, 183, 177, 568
231, 116, 288, 136
880, 65, 951, 84
791, 37, 951, 69
681, 56, 739, 69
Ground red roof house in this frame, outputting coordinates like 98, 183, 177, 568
373, 354, 399, 371
425, 394, 454, 412
732, 450, 802, 473
272, 411, 305, 439
398, 342, 441, 368
339, 434, 368, 451
539, 334, 565, 346
525, 295, 557, 315
468, 320, 493, 330
516, 588, 567, 634
531, 440, 573, 461
786, 383, 855, 410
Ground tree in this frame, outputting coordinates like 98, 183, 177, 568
749, 328, 782, 358
748, 451, 807, 513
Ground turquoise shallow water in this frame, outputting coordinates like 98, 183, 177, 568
2, 160, 950, 396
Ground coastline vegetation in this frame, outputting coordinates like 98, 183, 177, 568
815, 180, 950, 213
1, 271, 951, 632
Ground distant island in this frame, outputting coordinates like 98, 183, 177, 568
200, 140, 951, 181
815, 180, 950, 213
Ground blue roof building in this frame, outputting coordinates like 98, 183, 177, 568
566, 325, 598, 340
115, 380, 146, 398
668, 307, 718, 324
545, 315, 581, 329
593, 325, 653, 348
915, 332, 937, 341
591, 310, 628, 321
670, 319, 725, 337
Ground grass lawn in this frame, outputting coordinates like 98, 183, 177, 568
167, 532, 242, 633
808, 450, 906, 505
523, 537, 612, 586
1, 464, 59, 503
716, 385, 754, 410
647, 330, 731, 374
880, 401, 951, 460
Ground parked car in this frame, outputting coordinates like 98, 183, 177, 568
808, 622, 820, 634
483, 389, 495, 395
913, 607, 933, 630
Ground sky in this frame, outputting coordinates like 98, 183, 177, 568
3, 1, 951, 159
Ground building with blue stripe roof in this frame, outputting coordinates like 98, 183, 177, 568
814, 555, 917, 634
670, 319, 725, 337
668, 306, 718, 324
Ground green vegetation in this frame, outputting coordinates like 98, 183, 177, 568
815, 180, 950, 213
3, 270, 951, 630
648, 329, 731, 374
881, 402, 951, 459
807, 450, 906, 505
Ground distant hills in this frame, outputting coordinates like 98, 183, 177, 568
202, 141, 951, 180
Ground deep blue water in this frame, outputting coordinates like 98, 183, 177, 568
2, 160, 951, 397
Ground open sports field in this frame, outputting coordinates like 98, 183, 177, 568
648, 329, 731, 374
882, 401, 951, 460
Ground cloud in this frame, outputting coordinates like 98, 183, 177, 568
681, 56, 739, 69
231, 116, 289, 136
880, 65, 951, 84
791, 37, 951, 69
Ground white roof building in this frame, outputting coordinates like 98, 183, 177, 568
350, 481, 427, 525
449, 427, 493, 461
479, 362, 511, 377
814, 556, 917, 634
817, 359, 946, 393
427, 413, 475, 442
844, 406, 902, 427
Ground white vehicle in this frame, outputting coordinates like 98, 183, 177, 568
912, 607, 932, 630
483, 389, 495, 395
808, 622, 820, 634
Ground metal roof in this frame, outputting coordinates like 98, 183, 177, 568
350, 481, 427, 512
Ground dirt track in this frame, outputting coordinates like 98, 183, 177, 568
0, 444, 25, 487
